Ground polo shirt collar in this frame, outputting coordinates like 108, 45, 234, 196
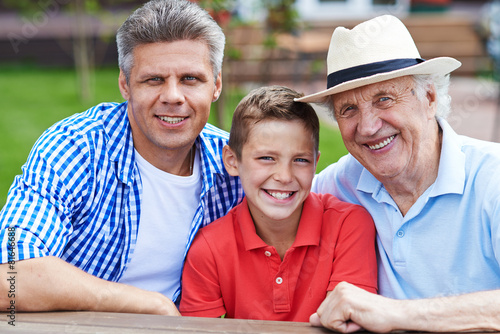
430, 117, 465, 197
237, 194, 322, 251
356, 117, 466, 201
293, 194, 323, 247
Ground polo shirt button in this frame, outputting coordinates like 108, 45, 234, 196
276, 277, 283, 284
397, 230, 405, 238
264, 251, 272, 257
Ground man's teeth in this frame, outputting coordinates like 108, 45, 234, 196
268, 191, 293, 200
368, 135, 395, 150
159, 116, 185, 124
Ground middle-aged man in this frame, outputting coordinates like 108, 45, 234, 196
0, 0, 242, 315
297, 14, 500, 333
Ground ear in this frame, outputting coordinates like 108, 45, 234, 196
118, 69, 131, 101
425, 84, 437, 119
315, 151, 321, 166
223, 145, 239, 176
212, 71, 222, 102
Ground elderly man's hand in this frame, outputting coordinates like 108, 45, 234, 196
310, 282, 402, 333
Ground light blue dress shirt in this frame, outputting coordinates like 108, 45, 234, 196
313, 118, 500, 299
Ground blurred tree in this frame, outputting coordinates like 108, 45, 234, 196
2, 0, 136, 102
262, 0, 299, 47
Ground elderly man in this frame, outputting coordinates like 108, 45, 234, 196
0, 0, 242, 315
297, 15, 500, 332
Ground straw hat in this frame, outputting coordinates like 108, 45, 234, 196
296, 15, 461, 103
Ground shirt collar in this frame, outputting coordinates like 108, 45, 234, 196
101, 102, 136, 185
238, 194, 323, 251
356, 117, 466, 199
430, 117, 465, 197
197, 124, 228, 194
102, 104, 229, 188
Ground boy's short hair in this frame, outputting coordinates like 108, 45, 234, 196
228, 85, 320, 160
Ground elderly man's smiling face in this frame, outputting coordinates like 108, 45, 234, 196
332, 75, 440, 185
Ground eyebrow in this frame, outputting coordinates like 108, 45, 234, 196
136, 69, 210, 80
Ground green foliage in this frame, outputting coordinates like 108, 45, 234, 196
261, 0, 301, 50
197, 0, 236, 13
0, 65, 123, 207
264, 0, 300, 34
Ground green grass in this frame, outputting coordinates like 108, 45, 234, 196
0, 65, 347, 207
0, 65, 124, 207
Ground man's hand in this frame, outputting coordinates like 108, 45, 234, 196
312, 281, 500, 333
310, 282, 402, 333
0, 256, 180, 316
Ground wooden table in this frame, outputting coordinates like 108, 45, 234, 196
0, 311, 333, 333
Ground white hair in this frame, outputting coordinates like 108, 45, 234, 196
412, 74, 452, 119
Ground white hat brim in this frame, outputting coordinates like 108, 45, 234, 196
296, 57, 461, 103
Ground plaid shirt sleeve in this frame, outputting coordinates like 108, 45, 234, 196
0, 115, 97, 262
0, 103, 139, 281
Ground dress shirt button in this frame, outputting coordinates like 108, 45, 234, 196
276, 277, 283, 284
397, 230, 405, 238
264, 251, 272, 257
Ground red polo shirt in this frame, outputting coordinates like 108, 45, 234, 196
180, 193, 377, 322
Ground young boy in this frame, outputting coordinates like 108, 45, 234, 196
179, 86, 377, 322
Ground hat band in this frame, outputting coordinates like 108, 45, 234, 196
327, 58, 425, 89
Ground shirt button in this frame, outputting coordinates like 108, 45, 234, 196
276, 277, 283, 284
397, 230, 405, 238
264, 251, 272, 257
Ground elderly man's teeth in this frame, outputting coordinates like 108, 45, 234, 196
159, 116, 185, 124
268, 191, 293, 200
369, 135, 395, 150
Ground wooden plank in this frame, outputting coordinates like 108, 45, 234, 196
0, 312, 332, 334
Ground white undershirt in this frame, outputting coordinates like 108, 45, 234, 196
119, 149, 201, 300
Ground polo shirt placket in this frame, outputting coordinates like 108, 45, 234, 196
263, 247, 291, 313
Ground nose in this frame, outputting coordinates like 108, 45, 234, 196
159, 81, 185, 104
357, 106, 382, 137
273, 162, 293, 184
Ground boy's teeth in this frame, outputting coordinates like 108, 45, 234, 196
159, 116, 184, 124
268, 191, 293, 200
368, 135, 395, 150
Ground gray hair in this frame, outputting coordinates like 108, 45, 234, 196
412, 74, 452, 119
116, 0, 225, 83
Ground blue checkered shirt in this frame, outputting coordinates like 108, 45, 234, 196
0, 102, 243, 300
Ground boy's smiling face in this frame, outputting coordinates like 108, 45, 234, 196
224, 119, 319, 228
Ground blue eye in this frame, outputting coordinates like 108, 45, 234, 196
146, 77, 163, 84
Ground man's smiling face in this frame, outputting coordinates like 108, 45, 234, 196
119, 40, 221, 166
332, 75, 438, 183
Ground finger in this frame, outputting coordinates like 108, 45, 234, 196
343, 321, 362, 333
309, 313, 322, 327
